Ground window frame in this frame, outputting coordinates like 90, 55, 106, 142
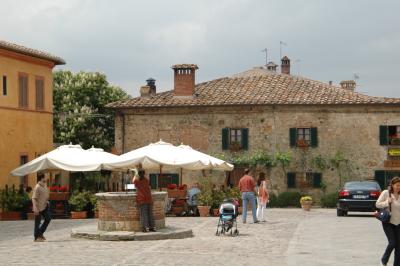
2, 75, 7, 96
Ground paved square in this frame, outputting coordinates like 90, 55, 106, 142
0, 209, 391, 265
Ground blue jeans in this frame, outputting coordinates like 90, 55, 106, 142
241, 192, 257, 223
381, 222, 400, 265
34, 206, 51, 240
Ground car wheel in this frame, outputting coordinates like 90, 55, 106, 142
337, 208, 345, 216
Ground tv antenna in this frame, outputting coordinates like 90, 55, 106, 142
295, 59, 301, 75
261, 48, 268, 66
280, 41, 287, 59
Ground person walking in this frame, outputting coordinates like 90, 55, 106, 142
32, 175, 51, 242
238, 168, 258, 224
132, 169, 156, 233
256, 174, 269, 222
376, 176, 400, 266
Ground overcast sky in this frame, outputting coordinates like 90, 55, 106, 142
1, 0, 400, 97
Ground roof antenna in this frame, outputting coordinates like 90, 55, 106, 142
261, 48, 268, 67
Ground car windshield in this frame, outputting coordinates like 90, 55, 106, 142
344, 181, 380, 190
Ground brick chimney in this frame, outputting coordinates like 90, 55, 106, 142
281, 56, 290, 75
339, 80, 356, 91
266, 61, 278, 72
172, 64, 198, 96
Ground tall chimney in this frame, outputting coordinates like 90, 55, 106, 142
172, 64, 198, 96
281, 56, 290, 75
146, 78, 156, 95
339, 80, 356, 91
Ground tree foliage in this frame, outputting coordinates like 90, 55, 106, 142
53, 70, 130, 150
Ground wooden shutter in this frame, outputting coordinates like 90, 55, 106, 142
149, 174, 157, 189
19, 74, 28, 108
374, 170, 386, 190
379, 126, 389, 145
222, 128, 229, 150
241, 128, 249, 150
287, 172, 296, 188
310, 127, 318, 147
313, 173, 322, 188
289, 128, 297, 147
35, 78, 44, 110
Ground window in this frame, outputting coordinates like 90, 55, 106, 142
380, 125, 400, 145
18, 73, 28, 108
20, 155, 29, 187
35, 77, 44, 110
2, 76, 6, 96
289, 127, 318, 147
222, 128, 249, 151
149, 173, 179, 189
287, 172, 322, 188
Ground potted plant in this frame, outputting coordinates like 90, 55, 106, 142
211, 190, 225, 216
0, 187, 24, 221
197, 190, 213, 217
68, 191, 90, 219
226, 187, 242, 214
300, 196, 313, 211
89, 193, 98, 218
229, 141, 242, 151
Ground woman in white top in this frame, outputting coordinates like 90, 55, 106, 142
256, 173, 269, 222
376, 176, 400, 266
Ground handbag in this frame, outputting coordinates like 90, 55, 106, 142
375, 191, 391, 223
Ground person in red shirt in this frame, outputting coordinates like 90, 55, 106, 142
238, 168, 258, 224
132, 170, 156, 232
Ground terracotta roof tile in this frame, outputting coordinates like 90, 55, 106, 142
0, 40, 65, 65
108, 67, 400, 108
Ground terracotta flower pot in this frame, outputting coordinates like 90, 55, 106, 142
301, 201, 312, 211
70, 211, 87, 219
0, 211, 22, 221
197, 206, 211, 217
171, 206, 184, 216
212, 208, 219, 216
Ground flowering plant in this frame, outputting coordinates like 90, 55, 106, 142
178, 184, 187, 190
49, 186, 69, 192
167, 184, 177, 190
300, 196, 313, 204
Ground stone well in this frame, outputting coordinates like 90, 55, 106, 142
96, 192, 166, 232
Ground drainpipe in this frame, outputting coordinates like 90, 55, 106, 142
121, 112, 126, 154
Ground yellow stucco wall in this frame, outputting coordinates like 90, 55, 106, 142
0, 50, 54, 189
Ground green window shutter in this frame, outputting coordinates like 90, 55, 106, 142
313, 173, 322, 188
310, 127, 318, 147
222, 128, 229, 150
287, 172, 296, 188
379, 126, 389, 145
289, 128, 297, 147
241, 128, 249, 150
375, 170, 386, 190
149, 174, 157, 189
171, 174, 179, 186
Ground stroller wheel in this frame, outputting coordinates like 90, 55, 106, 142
215, 231, 220, 236
234, 229, 239, 236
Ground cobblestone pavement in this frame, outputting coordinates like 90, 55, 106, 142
0, 209, 391, 266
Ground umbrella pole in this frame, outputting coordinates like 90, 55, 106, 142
159, 165, 162, 191
180, 168, 182, 186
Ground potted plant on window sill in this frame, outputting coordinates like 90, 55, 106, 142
296, 139, 309, 148
229, 141, 242, 151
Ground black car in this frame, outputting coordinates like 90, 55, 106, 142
337, 181, 381, 216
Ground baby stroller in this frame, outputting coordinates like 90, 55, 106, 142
215, 199, 239, 236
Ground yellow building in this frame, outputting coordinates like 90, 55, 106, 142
0, 40, 65, 189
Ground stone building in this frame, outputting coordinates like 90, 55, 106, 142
108, 58, 400, 198
0, 40, 65, 189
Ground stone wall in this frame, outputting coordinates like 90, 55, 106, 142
114, 105, 400, 197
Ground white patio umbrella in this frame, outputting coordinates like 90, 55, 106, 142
177, 144, 234, 171
11, 144, 119, 176
103, 140, 233, 171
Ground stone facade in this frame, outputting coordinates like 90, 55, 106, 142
114, 104, 400, 198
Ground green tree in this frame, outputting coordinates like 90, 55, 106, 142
53, 70, 130, 150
